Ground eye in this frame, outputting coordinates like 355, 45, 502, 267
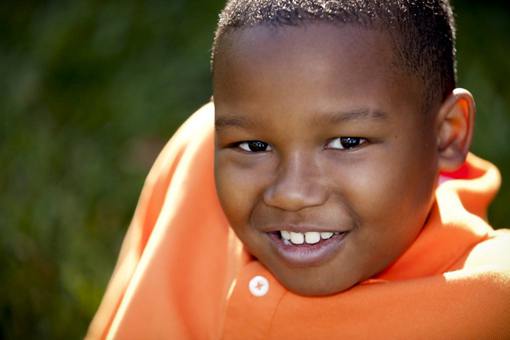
237, 140, 273, 152
326, 137, 367, 150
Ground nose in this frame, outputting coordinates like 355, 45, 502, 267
263, 153, 328, 211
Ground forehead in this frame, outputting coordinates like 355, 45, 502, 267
216, 23, 396, 72
213, 24, 424, 124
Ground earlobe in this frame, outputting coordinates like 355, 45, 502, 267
436, 88, 475, 172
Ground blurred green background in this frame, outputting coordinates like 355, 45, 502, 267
1, 1, 509, 338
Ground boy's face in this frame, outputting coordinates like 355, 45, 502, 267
213, 24, 440, 296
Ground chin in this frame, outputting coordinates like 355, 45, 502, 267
273, 268, 363, 297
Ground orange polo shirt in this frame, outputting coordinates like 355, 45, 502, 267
87, 103, 510, 339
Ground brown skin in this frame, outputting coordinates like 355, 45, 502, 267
213, 24, 474, 296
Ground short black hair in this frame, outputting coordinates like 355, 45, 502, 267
212, 0, 457, 113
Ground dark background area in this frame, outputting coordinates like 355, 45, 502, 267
1, 1, 509, 338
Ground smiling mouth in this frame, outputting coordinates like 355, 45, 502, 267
278, 230, 341, 245
267, 229, 350, 267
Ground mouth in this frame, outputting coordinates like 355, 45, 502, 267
267, 229, 350, 267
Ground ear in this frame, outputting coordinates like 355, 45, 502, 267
436, 88, 475, 172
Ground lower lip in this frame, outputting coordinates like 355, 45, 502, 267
267, 232, 350, 267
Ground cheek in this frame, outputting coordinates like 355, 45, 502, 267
214, 155, 268, 229
215, 165, 246, 225
332, 146, 437, 228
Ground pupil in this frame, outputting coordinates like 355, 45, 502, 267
249, 141, 267, 151
341, 137, 359, 148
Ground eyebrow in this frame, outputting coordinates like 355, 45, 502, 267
215, 108, 388, 130
313, 108, 388, 125
215, 116, 256, 130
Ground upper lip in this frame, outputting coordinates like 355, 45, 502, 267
262, 224, 351, 233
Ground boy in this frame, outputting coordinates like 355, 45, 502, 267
88, 0, 510, 338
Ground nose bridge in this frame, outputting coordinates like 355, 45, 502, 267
264, 150, 327, 211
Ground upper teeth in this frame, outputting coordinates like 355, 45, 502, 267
280, 230, 336, 245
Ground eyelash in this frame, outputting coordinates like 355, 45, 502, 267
233, 137, 367, 153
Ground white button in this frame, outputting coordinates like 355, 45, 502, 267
248, 275, 269, 297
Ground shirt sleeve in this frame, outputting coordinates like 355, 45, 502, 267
86, 102, 216, 339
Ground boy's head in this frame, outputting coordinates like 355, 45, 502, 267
212, 0, 474, 296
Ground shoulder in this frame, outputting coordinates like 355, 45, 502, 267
440, 231, 510, 337
463, 228, 510, 271
455, 229, 510, 305
144, 102, 214, 187
160, 101, 214, 157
